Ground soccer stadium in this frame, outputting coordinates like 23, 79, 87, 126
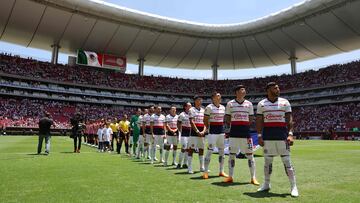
0, 0, 360, 202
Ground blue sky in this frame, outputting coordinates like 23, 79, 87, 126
1, 0, 360, 79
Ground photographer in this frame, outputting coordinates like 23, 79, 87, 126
70, 112, 86, 153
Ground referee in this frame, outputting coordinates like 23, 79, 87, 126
37, 112, 54, 155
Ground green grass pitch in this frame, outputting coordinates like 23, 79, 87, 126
0, 136, 359, 203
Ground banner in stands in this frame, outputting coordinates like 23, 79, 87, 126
77, 50, 126, 72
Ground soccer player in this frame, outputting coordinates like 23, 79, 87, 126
130, 109, 141, 157
256, 82, 299, 197
137, 110, 145, 159
223, 85, 259, 185
97, 123, 104, 152
143, 106, 155, 160
150, 106, 166, 164
110, 118, 119, 152
188, 95, 206, 174
203, 92, 228, 179
177, 102, 192, 169
164, 106, 179, 166
104, 122, 113, 152
119, 114, 130, 155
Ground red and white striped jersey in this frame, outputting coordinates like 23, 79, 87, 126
204, 103, 225, 134
257, 97, 291, 127
204, 103, 225, 125
189, 107, 205, 127
178, 112, 191, 129
166, 114, 178, 129
225, 99, 254, 126
150, 114, 166, 128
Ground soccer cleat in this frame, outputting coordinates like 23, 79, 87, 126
219, 172, 229, 177
202, 172, 209, 179
188, 170, 194, 174
182, 164, 188, 169
223, 177, 233, 183
77, 149, 80, 153
164, 162, 168, 167
172, 162, 177, 166
257, 184, 271, 192
147, 156, 152, 160
200, 167, 205, 172
154, 157, 158, 161
291, 185, 299, 197
176, 164, 182, 169
150, 161, 154, 164
250, 178, 260, 186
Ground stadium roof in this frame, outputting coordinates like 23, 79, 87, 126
1, 0, 360, 70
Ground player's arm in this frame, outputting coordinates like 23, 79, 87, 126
190, 118, 199, 136
150, 120, 154, 138
256, 114, 264, 146
177, 120, 182, 133
203, 115, 210, 136
163, 121, 167, 138
141, 120, 146, 136
285, 112, 294, 146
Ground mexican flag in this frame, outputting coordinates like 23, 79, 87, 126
77, 50, 103, 67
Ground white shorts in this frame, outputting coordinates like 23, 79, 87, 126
229, 137, 253, 154
138, 135, 144, 145
145, 134, 153, 144
207, 133, 225, 149
263, 140, 290, 156
189, 136, 205, 149
180, 137, 189, 149
154, 135, 164, 148
166, 136, 178, 146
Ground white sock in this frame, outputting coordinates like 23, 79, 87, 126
184, 153, 188, 166
281, 155, 297, 187
204, 149, 213, 172
178, 152, 184, 165
188, 154, 193, 171
151, 146, 156, 161
228, 154, 236, 177
165, 150, 169, 164
246, 154, 256, 179
264, 155, 274, 185
199, 155, 204, 170
218, 148, 225, 173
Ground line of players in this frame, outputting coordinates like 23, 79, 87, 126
95, 82, 299, 197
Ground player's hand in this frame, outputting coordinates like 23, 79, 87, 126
287, 135, 294, 146
152, 134, 155, 139
258, 136, 264, 147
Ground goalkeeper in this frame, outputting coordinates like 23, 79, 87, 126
130, 109, 141, 157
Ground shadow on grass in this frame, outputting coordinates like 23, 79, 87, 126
211, 181, 250, 187
190, 175, 218, 180
243, 191, 289, 198
60, 152, 76, 154
165, 167, 181, 171
174, 171, 199, 175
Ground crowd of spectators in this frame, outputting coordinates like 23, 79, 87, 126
0, 98, 134, 129
1, 97, 358, 132
1, 53, 360, 95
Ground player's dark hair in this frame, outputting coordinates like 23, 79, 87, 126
233, 85, 246, 93
266, 82, 277, 91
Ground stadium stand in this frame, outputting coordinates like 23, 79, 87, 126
0, 53, 359, 138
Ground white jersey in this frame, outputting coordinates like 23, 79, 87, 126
143, 113, 152, 134
189, 106, 205, 128
104, 127, 113, 142
151, 114, 166, 135
204, 103, 225, 134
257, 97, 292, 140
178, 111, 191, 136
225, 99, 254, 138
166, 114, 178, 129
97, 128, 104, 142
